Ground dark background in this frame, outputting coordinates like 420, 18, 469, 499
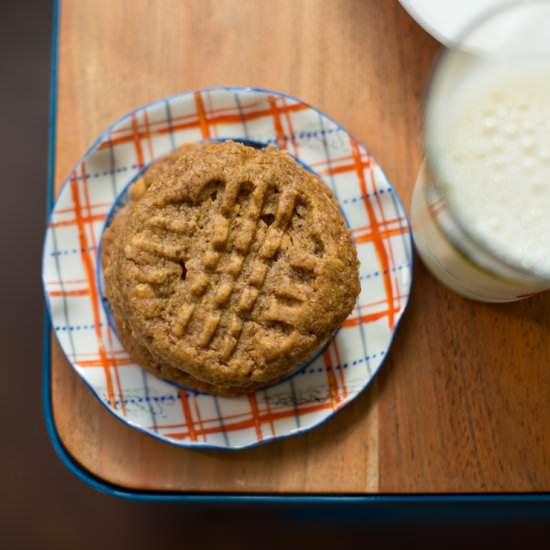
0, 0, 548, 548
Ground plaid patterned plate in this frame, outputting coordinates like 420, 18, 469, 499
43, 88, 413, 450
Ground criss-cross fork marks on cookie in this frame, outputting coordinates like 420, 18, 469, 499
128, 176, 323, 363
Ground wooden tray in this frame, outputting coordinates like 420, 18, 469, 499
49, 0, 550, 494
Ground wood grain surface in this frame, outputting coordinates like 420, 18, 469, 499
51, 0, 550, 493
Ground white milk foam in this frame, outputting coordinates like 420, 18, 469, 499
432, 61, 550, 277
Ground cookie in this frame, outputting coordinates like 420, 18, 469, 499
103, 141, 359, 395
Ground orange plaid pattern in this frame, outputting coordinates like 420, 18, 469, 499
43, 88, 412, 449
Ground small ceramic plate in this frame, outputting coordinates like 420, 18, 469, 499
400, 0, 510, 47
43, 87, 412, 450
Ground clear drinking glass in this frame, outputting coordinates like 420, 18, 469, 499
411, 0, 550, 302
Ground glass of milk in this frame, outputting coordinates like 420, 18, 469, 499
411, 0, 550, 302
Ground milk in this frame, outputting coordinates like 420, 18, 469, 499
412, 60, 550, 301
